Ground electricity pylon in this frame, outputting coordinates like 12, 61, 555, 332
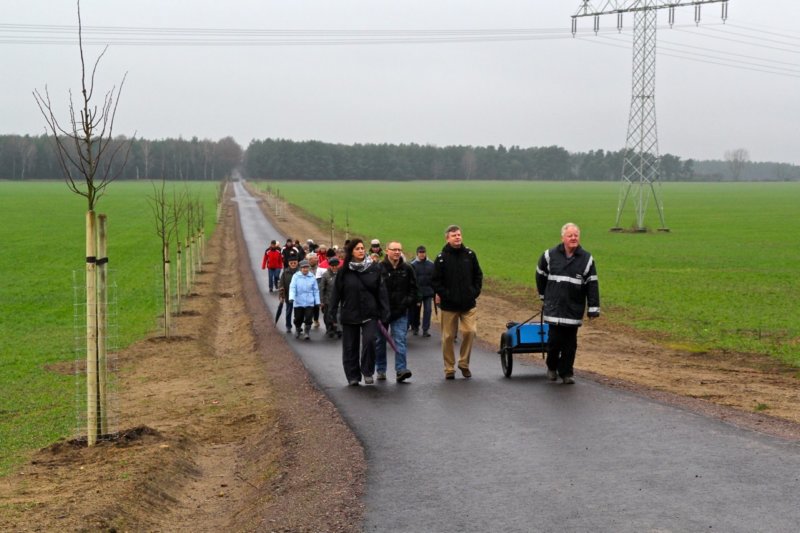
572, 1, 728, 232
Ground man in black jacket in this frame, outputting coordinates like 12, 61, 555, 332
535, 222, 600, 385
375, 241, 418, 382
409, 245, 435, 337
431, 225, 483, 379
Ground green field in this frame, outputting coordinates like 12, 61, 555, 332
0, 181, 219, 476
259, 180, 800, 365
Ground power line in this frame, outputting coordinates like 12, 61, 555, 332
0, 21, 701, 46
724, 22, 800, 44
589, 34, 800, 79
659, 37, 800, 68
5, 19, 799, 79
673, 27, 800, 55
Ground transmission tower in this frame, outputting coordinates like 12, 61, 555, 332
572, 1, 728, 232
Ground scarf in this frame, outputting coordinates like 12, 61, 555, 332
348, 256, 373, 273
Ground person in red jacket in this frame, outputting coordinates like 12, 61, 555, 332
261, 240, 284, 293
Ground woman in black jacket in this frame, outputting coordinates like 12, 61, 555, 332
329, 238, 390, 386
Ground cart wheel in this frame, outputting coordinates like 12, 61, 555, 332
500, 333, 513, 378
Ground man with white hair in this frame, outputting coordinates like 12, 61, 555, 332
535, 222, 600, 385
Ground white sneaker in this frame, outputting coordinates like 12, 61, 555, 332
562, 376, 575, 385
547, 370, 558, 381
364, 376, 374, 384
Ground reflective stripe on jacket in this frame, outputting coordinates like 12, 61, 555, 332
535, 244, 600, 327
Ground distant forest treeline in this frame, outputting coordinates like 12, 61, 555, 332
0, 134, 242, 181
3, 134, 799, 182
243, 138, 800, 182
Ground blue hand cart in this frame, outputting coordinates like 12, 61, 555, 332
497, 312, 549, 377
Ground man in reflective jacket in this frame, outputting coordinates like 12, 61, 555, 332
535, 222, 600, 385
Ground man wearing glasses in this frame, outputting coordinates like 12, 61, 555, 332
375, 241, 418, 382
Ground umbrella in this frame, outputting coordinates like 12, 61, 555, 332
377, 320, 399, 353
274, 300, 284, 324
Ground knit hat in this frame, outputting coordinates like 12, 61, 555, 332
370, 239, 380, 246
416, 245, 426, 253
299, 259, 310, 268
328, 257, 340, 266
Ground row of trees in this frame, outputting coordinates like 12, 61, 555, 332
6, 133, 799, 183
242, 138, 699, 182
0, 134, 242, 181
148, 179, 219, 338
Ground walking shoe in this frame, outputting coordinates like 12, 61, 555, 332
547, 370, 558, 381
304, 332, 310, 341
422, 331, 431, 337
364, 375, 374, 384
313, 320, 320, 329
295, 330, 302, 339
459, 367, 472, 379
396, 369, 412, 382
411, 329, 419, 336
377, 372, 387, 381
562, 376, 575, 385
286, 327, 292, 334
445, 372, 455, 380
348, 380, 360, 386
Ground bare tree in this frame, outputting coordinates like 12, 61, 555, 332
724, 148, 750, 181
32, 0, 132, 446
148, 179, 185, 337
195, 197, 206, 273
184, 194, 196, 295
171, 187, 188, 313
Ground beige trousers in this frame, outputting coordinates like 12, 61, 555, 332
440, 307, 478, 374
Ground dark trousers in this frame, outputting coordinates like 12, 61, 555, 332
293, 306, 314, 332
341, 320, 377, 382
323, 306, 340, 336
284, 300, 294, 331
408, 296, 433, 333
546, 324, 579, 378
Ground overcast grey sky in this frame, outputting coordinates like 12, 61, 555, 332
3, 1, 799, 164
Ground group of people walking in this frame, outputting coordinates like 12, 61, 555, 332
262, 222, 600, 387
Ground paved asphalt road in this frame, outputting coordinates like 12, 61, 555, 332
233, 182, 800, 532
